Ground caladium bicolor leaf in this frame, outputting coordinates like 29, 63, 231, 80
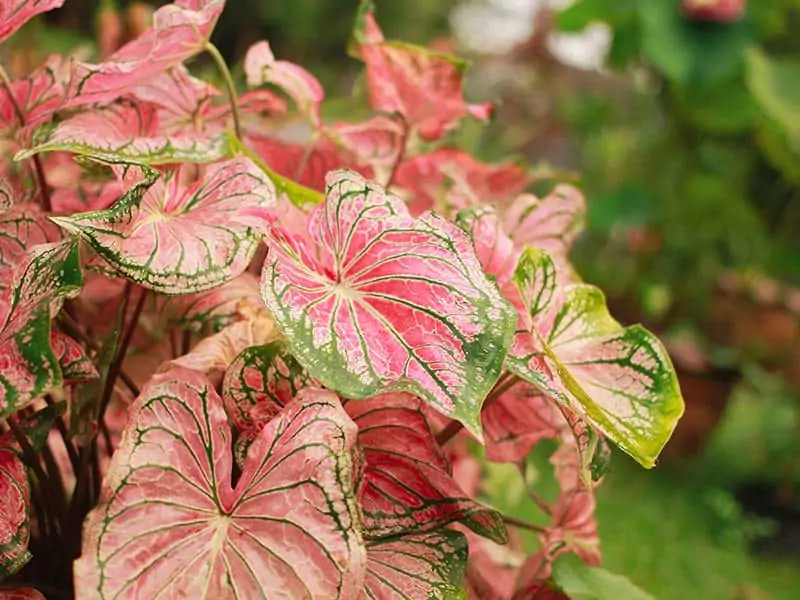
0, 178, 14, 210
395, 149, 531, 216
363, 529, 468, 600
0, 0, 65, 44
0, 588, 46, 600
506, 247, 684, 467
244, 40, 324, 126
75, 368, 366, 598
260, 169, 516, 437
347, 393, 507, 543
0, 439, 31, 579
351, 3, 492, 140
464, 529, 526, 600
326, 116, 405, 171
50, 330, 98, 383
65, 0, 224, 107
0, 203, 61, 288
0, 239, 83, 416
51, 156, 277, 294
18, 101, 227, 164
222, 341, 314, 439
163, 272, 261, 332
0, 56, 64, 131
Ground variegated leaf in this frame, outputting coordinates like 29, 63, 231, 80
348, 393, 507, 543
326, 116, 405, 170
0, 0, 65, 44
18, 101, 227, 164
0, 178, 14, 210
75, 368, 366, 599
0, 56, 64, 131
351, 3, 491, 140
363, 530, 468, 600
0, 239, 83, 416
50, 330, 98, 383
64, 0, 224, 107
507, 247, 684, 468
0, 438, 30, 579
0, 203, 61, 290
244, 41, 324, 126
51, 157, 277, 294
260, 170, 516, 437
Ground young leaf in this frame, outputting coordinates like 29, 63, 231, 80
51, 156, 277, 294
18, 101, 227, 164
74, 368, 366, 598
0, 439, 31, 579
244, 41, 324, 126
260, 170, 516, 437
351, 3, 492, 140
506, 247, 684, 468
0, 0, 65, 44
50, 330, 99, 383
0, 239, 83, 417
347, 393, 507, 543
363, 529, 468, 600
64, 0, 225, 107
551, 553, 655, 600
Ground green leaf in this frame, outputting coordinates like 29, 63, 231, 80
745, 47, 800, 140
552, 553, 656, 600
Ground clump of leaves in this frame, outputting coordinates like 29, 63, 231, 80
0, 0, 684, 598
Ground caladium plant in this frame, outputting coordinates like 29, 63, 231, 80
0, 0, 684, 598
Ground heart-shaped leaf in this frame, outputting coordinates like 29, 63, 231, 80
260, 169, 516, 437
65, 0, 224, 107
0, 239, 83, 416
0, 0, 65, 44
0, 438, 31, 579
363, 529, 468, 600
75, 367, 366, 598
51, 156, 277, 294
508, 247, 684, 468
348, 393, 507, 543
351, 3, 491, 140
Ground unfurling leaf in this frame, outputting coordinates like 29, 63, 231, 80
363, 530, 468, 600
0, 0, 65, 45
349, 393, 506, 543
74, 368, 366, 599
508, 247, 684, 468
0, 438, 31, 579
51, 156, 277, 294
260, 169, 516, 437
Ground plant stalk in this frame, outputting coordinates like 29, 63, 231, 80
205, 42, 242, 140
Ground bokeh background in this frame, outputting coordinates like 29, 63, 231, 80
4, 1, 798, 597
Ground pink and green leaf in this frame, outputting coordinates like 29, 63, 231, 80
0, 0, 65, 45
260, 170, 516, 437
507, 247, 685, 468
0, 439, 31, 579
0, 56, 65, 131
0, 203, 61, 289
50, 156, 277, 295
50, 330, 98, 383
347, 393, 507, 543
363, 529, 468, 600
74, 368, 366, 598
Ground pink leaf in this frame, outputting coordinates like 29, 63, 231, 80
347, 393, 507, 543
65, 0, 224, 107
244, 41, 324, 126
51, 157, 277, 294
0, 0, 65, 45
463, 528, 526, 600
0, 203, 61, 292
0, 178, 15, 210
260, 170, 516, 437
0, 56, 65, 131
0, 438, 31, 578
326, 115, 405, 171
363, 530, 468, 600
352, 4, 492, 140
395, 149, 531, 215
74, 368, 366, 598
49, 330, 98, 383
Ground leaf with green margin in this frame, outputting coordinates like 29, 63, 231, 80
363, 529, 468, 600
50, 330, 98, 383
551, 553, 655, 600
0, 239, 83, 417
0, 435, 31, 579
0, 203, 61, 292
745, 47, 800, 140
16, 101, 227, 165
507, 247, 684, 468
639, 0, 753, 85
260, 169, 516, 438
50, 156, 277, 295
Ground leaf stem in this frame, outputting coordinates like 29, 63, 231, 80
435, 372, 521, 446
502, 515, 546, 534
205, 42, 242, 140
45, 394, 80, 476
0, 64, 52, 212
385, 116, 409, 189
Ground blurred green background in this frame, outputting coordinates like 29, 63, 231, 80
6, 0, 799, 598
